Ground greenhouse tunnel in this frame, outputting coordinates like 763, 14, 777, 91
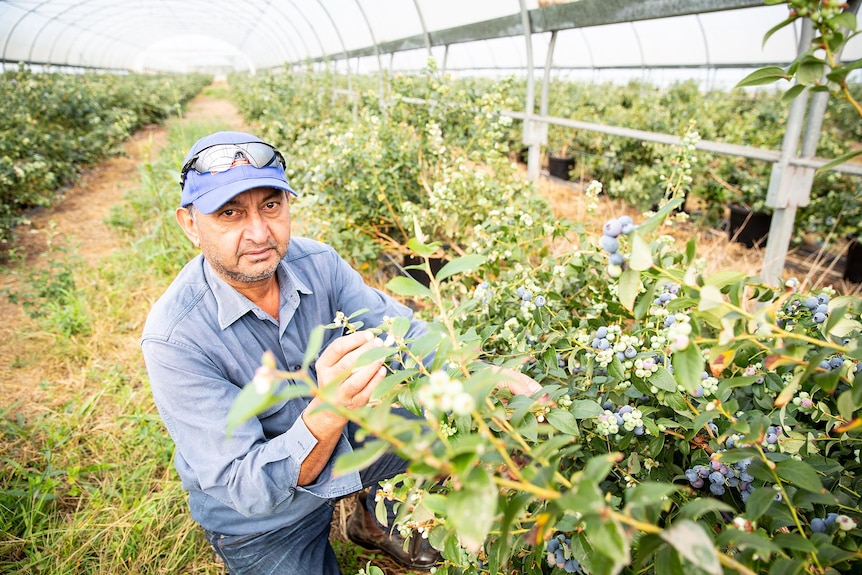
2, 0, 861, 283
4, 2, 862, 575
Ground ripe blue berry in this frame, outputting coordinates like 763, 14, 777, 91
600, 234, 619, 253
603, 218, 623, 237
813, 312, 827, 323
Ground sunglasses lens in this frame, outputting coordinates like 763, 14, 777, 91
181, 142, 283, 187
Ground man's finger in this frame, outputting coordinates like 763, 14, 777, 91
317, 330, 378, 369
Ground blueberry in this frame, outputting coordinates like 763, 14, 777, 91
812, 518, 827, 533
817, 293, 830, 305
804, 296, 819, 309
596, 326, 608, 339
600, 234, 620, 253
813, 312, 827, 323
603, 218, 623, 237
609, 252, 624, 266
621, 223, 636, 235
618, 215, 634, 226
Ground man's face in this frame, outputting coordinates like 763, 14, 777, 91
178, 187, 291, 287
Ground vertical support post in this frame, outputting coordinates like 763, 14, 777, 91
761, 20, 818, 285
519, 0, 541, 182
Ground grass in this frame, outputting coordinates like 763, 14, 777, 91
0, 116, 231, 575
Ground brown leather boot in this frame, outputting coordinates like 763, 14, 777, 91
345, 493, 442, 571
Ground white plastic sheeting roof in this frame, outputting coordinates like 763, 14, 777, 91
1, 0, 860, 85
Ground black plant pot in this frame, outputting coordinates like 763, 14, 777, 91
403, 252, 449, 288
548, 155, 575, 181
845, 239, 862, 283
728, 203, 772, 249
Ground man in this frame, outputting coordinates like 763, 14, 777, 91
141, 131, 541, 575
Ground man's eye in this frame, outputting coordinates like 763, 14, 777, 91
221, 209, 236, 217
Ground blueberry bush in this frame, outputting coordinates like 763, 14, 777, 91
225, 5, 862, 572
226, 94, 862, 575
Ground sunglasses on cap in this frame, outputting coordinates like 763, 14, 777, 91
179, 142, 286, 188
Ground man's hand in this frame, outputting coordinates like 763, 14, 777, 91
314, 329, 388, 416
496, 367, 543, 396
298, 331, 387, 486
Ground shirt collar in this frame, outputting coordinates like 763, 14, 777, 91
204, 258, 313, 330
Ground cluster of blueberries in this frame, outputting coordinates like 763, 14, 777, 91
591, 326, 613, 351
684, 456, 756, 500
779, 292, 831, 328
600, 215, 637, 264
546, 534, 584, 574
599, 401, 647, 436
803, 293, 831, 324
811, 513, 840, 534
516, 285, 546, 307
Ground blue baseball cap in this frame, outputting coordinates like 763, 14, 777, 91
179, 131, 297, 214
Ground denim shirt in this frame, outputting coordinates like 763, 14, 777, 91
141, 237, 427, 535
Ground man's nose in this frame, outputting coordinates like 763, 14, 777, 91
244, 210, 270, 241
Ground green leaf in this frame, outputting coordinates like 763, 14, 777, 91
671, 343, 703, 394
226, 381, 311, 436
677, 497, 734, 521
302, 324, 324, 371
762, 17, 796, 47
353, 345, 400, 368
659, 520, 721, 575
583, 453, 617, 484
570, 399, 604, 419
618, 267, 640, 312
780, 83, 807, 104
332, 439, 389, 476
703, 270, 746, 289
637, 197, 684, 236
407, 236, 441, 258
775, 459, 823, 493
625, 482, 677, 509
831, 11, 857, 30
629, 232, 653, 271
797, 55, 826, 85
584, 516, 631, 574
767, 558, 806, 575
386, 275, 433, 298
649, 366, 678, 392
371, 368, 417, 401
698, 285, 725, 312
545, 408, 580, 436
771, 533, 816, 554
735, 66, 789, 88
436, 254, 486, 281
745, 486, 778, 521
447, 466, 496, 553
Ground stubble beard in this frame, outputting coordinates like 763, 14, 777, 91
205, 240, 288, 284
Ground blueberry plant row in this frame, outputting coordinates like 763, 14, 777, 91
0, 67, 211, 250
